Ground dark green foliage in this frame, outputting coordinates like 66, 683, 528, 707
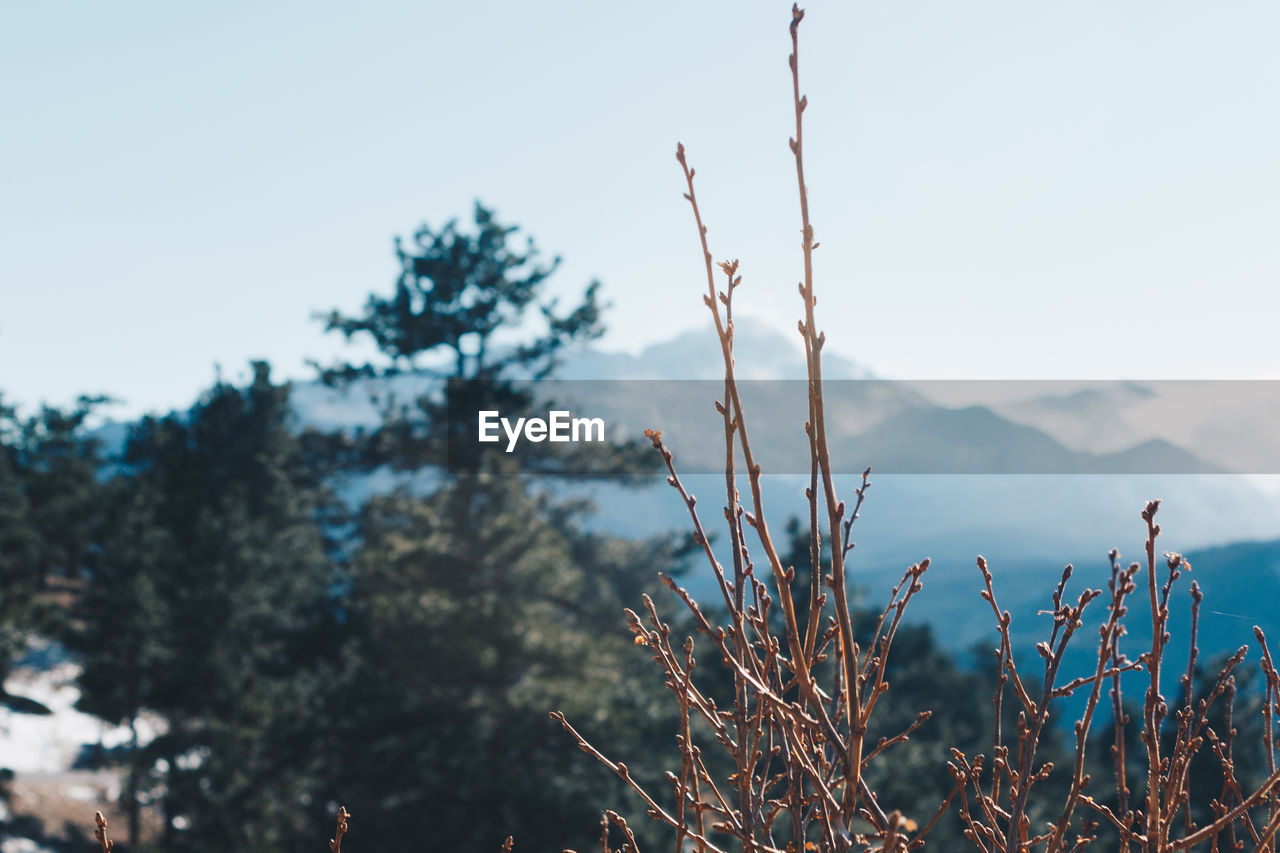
0, 204, 675, 851
0, 403, 39, 687
316, 480, 691, 851
0, 396, 105, 688
318, 202, 603, 385
12, 398, 109, 583
307, 205, 690, 850
70, 364, 341, 852
315, 202, 649, 477
70, 479, 170, 847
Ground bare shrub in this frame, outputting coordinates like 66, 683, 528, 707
552, 6, 1280, 852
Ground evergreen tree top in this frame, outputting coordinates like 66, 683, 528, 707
317, 201, 604, 385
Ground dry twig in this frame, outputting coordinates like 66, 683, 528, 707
329, 805, 350, 853
94, 812, 113, 853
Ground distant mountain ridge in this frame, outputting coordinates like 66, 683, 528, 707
84, 319, 1280, 700
98, 320, 1278, 553
554, 318, 876, 381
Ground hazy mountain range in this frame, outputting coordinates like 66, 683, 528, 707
99, 319, 1280, 671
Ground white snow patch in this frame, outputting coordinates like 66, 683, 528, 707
1, 641, 164, 775
1, 838, 57, 853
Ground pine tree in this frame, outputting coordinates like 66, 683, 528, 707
74, 363, 341, 851
319, 201, 603, 386
72, 476, 172, 847
15, 397, 109, 584
310, 204, 690, 849
319, 482, 690, 851
315, 201, 645, 476
0, 395, 104, 694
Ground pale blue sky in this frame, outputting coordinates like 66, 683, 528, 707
3, 2, 1278, 418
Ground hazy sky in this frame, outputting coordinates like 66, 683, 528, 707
4, 2, 1278, 418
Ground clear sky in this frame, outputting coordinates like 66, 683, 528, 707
3, 1, 1278, 419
